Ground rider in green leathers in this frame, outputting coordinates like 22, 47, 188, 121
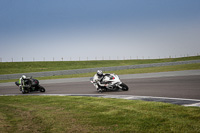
19, 75, 27, 91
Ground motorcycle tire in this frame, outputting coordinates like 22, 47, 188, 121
121, 83, 129, 91
22, 89, 26, 94
39, 85, 45, 92
22, 88, 29, 94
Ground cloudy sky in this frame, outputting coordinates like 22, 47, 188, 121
0, 0, 200, 62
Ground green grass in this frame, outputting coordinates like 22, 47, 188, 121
1, 57, 200, 132
0, 56, 200, 75
0, 63, 200, 83
0, 96, 200, 132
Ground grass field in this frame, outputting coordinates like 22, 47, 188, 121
0, 96, 200, 132
0, 63, 200, 83
1, 57, 200, 132
0, 56, 200, 75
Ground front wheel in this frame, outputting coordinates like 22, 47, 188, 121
121, 83, 129, 91
22, 88, 29, 94
39, 85, 45, 92
22, 89, 26, 94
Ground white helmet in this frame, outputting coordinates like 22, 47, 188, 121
97, 70, 103, 77
22, 75, 26, 79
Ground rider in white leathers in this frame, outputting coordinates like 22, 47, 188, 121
93, 70, 110, 92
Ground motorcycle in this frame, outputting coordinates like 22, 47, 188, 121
90, 73, 129, 92
15, 77, 45, 94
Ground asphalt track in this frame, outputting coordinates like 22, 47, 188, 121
1, 70, 200, 107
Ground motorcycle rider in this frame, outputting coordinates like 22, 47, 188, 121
19, 75, 26, 91
18, 75, 30, 91
93, 70, 110, 92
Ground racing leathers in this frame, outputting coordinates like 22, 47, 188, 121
18, 76, 31, 91
19, 77, 25, 91
92, 73, 110, 91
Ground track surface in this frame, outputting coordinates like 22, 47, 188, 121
1, 75, 200, 99
1, 70, 200, 106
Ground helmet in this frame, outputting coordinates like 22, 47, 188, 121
22, 75, 26, 79
97, 70, 103, 77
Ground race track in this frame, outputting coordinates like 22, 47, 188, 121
1, 70, 200, 106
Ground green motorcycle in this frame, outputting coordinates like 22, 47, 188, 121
15, 78, 45, 94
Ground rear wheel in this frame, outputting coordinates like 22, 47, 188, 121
121, 83, 129, 91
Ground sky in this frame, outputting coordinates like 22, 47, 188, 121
0, 0, 200, 62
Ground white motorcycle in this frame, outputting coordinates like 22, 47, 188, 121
90, 73, 129, 92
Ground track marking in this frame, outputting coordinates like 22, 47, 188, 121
183, 102, 200, 107
1, 94, 199, 107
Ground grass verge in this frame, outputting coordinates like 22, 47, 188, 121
0, 63, 200, 83
0, 56, 200, 75
0, 96, 200, 132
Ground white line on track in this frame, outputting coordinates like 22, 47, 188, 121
1, 94, 200, 107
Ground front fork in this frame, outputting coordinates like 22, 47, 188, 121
116, 82, 122, 89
